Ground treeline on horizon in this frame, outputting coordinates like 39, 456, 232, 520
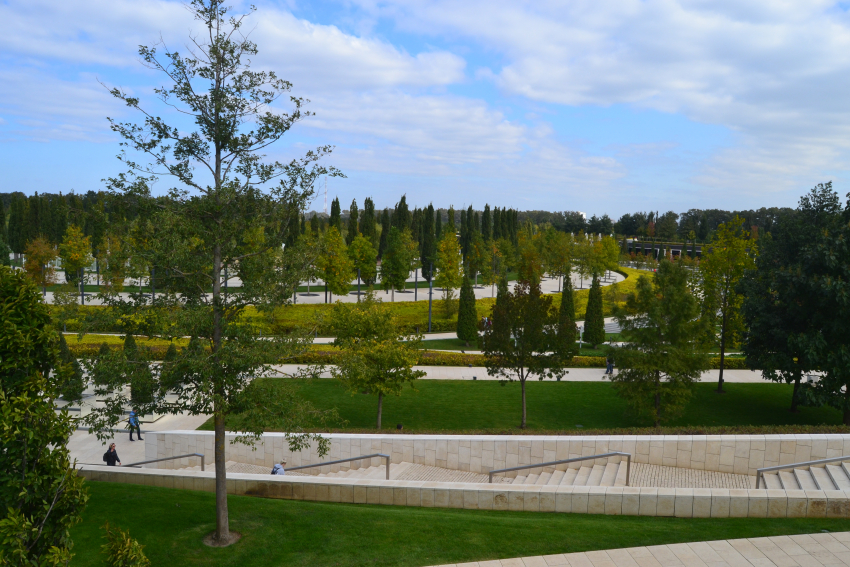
0, 189, 794, 263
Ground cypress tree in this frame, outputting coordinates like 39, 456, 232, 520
582, 275, 606, 347
346, 199, 359, 245
493, 207, 502, 240
482, 204, 492, 241
0, 199, 6, 244
446, 206, 456, 233
8, 194, 27, 254
459, 208, 468, 260
310, 213, 320, 235
378, 208, 391, 259
456, 274, 478, 346
329, 197, 341, 230
392, 195, 411, 231
474, 211, 480, 234
556, 274, 579, 359
56, 333, 85, 402
361, 197, 377, 246
435, 209, 442, 240
300, 213, 306, 235
421, 204, 436, 281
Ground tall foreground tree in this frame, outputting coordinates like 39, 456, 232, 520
698, 216, 756, 393
610, 261, 710, 427
87, 0, 341, 546
0, 266, 88, 564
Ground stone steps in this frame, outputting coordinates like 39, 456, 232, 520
762, 463, 850, 491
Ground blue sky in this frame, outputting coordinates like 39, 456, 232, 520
2, 0, 850, 217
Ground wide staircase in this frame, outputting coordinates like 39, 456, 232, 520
760, 462, 850, 491
304, 461, 630, 486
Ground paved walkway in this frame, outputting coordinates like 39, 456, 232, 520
68, 412, 209, 468
426, 532, 850, 567
40, 269, 623, 306
271, 365, 768, 383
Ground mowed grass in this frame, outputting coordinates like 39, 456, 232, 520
69, 482, 849, 567
203, 379, 843, 433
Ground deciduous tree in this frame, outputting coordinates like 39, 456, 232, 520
698, 216, 756, 393
348, 233, 378, 289
330, 293, 425, 429
481, 280, 568, 429
435, 229, 462, 317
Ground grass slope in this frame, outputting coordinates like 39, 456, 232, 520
201, 379, 842, 433
70, 483, 848, 567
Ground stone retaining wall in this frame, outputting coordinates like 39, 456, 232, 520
78, 465, 850, 518
147, 432, 850, 477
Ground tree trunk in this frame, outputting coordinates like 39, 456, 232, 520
213, 408, 229, 543
790, 370, 801, 413
717, 309, 727, 393
520, 377, 527, 429
654, 370, 661, 429
377, 391, 383, 430
211, 242, 230, 544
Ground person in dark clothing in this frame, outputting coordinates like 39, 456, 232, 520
103, 443, 121, 466
128, 410, 143, 441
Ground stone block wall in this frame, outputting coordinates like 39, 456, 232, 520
146, 432, 850, 477
78, 465, 850, 519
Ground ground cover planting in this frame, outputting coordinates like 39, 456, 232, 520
199, 379, 843, 433
68, 482, 850, 567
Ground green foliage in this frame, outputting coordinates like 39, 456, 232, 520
481, 280, 568, 428
100, 523, 150, 567
611, 260, 710, 427
329, 292, 425, 428
456, 275, 478, 345
741, 183, 840, 413
582, 276, 605, 347
0, 265, 88, 565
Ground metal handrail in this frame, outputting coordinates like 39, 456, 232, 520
285, 453, 391, 480
123, 453, 205, 471
755, 455, 850, 489
488, 452, 631, 485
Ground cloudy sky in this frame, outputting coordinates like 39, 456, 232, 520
2, 0, 849, 216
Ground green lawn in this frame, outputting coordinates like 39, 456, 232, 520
201, 379, 843, 433
69, 482, 849, 567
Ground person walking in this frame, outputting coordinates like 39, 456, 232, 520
128, 410, 143, 441
103, 443, 121, 466
604, 357, 614, 376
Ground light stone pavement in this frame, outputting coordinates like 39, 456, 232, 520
271, 364, 767, 383
68, 412, 210, 467
40, 269, 623, 306
426, 532, 850, 567
629, 463, 755, 489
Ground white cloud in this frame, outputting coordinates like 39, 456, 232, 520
345, 0, 850, 202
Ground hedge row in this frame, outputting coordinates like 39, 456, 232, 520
67, 342, 751, 370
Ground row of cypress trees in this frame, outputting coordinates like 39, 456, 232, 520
455, 267, 605, 349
